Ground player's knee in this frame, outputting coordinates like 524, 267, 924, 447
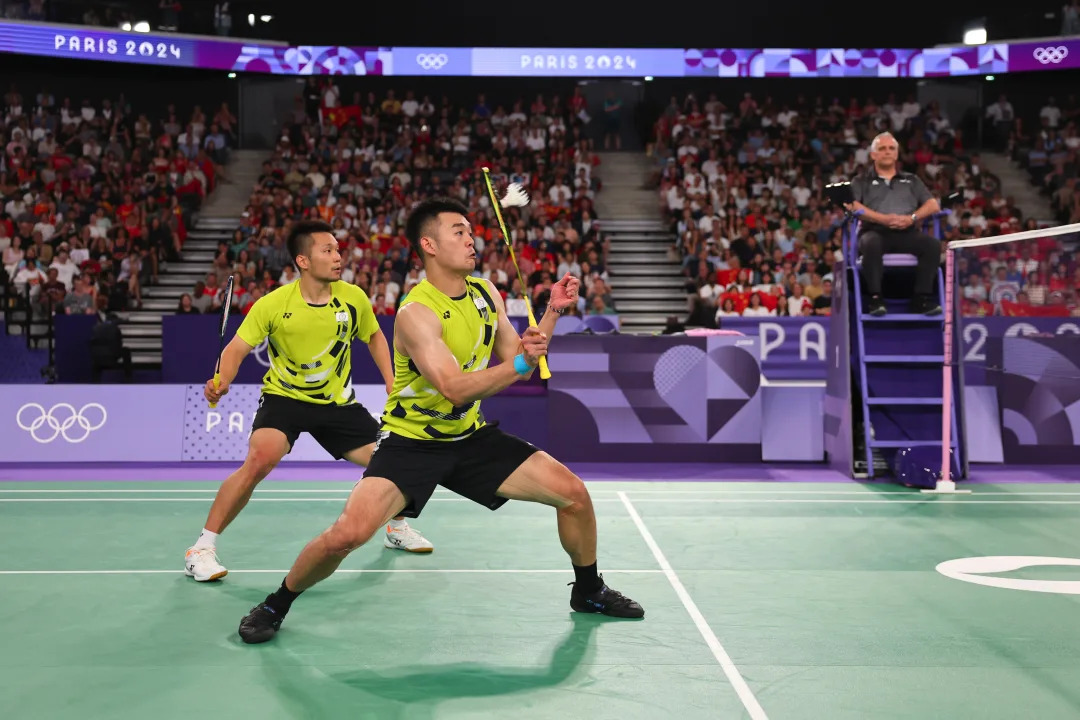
324, 517, 378, 557
558, 472, 592, 515
243, 446, 281, 483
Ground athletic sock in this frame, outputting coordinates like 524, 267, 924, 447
572, 562, 602, 594
387, 517, 407, 531
193, 528, 219, 550
264, 578, 303, 616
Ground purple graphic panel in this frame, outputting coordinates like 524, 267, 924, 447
995, 336, 1080, 463
0, 385, 185, 462
1007, 41, 1080, 73
719, 318, 828, 380
546, 334, 761, 462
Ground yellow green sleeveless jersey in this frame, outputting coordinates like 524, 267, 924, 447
236, 280, 380, 405
381, 277, 498, 440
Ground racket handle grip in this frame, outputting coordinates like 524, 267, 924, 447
538, 355, 551, 380
209, 372, 221, 409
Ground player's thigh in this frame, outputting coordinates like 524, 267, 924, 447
249, 393, 302, 461
494, 450, 589, 510
312, 402, 381, 463
444, 426, 581, 510
362, 433, 457, 518
327, 476, 410, 550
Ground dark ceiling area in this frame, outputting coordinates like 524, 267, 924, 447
48, 0, 1064, 49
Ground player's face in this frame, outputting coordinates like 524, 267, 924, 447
304, 232, 342, 281
431, 212, 476, 273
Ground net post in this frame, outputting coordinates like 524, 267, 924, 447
923, 241, 971, 494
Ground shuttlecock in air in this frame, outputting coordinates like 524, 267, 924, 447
501, 183, 530, 208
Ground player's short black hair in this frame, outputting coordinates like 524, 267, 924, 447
286, 219, 334, 270
405, 197, 469, 264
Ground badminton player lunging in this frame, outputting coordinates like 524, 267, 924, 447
185, 220, 434, 583
237, 198, 643, 643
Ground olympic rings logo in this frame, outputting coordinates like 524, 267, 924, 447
16, 403, 107, 444
415, 53, 449, 70
1033, 46, 1069, 64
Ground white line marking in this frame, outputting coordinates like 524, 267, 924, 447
618, 491, 768, 720
0, 568, 664, 575
1, 497, 1079, 505
2, 487, 1078, 496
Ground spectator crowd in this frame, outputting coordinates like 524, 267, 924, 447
189, 80, 614, 320
1, 81, 231, 324
659, 90, 1080, 326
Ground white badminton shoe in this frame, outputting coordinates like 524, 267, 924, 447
383, 520, 434, 553
185, 546, 228, 581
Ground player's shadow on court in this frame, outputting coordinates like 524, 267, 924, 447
264, 613, 605, 719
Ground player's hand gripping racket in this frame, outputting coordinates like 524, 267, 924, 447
208, 275, 235, 408
480, 168, 551, 380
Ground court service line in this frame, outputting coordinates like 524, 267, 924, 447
0, 568, 664, 575
618, 491, 768, 720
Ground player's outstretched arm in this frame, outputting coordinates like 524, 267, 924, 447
396, 302, 544, 408
205, 335, 256, 403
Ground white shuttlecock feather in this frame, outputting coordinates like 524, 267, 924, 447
501, 183, 530, 208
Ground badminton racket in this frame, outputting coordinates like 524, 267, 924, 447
209, 274, 235, 408
480, 168, 551, 380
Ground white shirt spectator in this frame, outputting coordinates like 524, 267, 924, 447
699, 283, 724, 305
743, 305, 775, 317
1041, 103, 1062, 129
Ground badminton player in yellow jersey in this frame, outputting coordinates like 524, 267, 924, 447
237, 198, 643, 643
184, 220, 433, 583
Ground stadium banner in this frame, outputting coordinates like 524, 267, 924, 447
546, 333, 762, 462
0, 384, 186, 462
719, 317, 829, 381
719, 317, 1080, 384
0, 19, 1064, 78
0, 383, 548, 465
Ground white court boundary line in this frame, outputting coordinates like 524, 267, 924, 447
2, 497, 1080, 505
618, 491, 768, 720
0, 568, 663, 576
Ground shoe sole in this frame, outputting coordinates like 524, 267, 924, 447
185, 567, 228, 582
383, 538, 434, 553
570, 599, 645, 619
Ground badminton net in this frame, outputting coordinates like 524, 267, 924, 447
941, 221, 1080, 482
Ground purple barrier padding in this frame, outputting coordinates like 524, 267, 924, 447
964, 385, 1004, 463
0, 383, 547, 465
546, 333, 761, 462
995, 336, 1080, 464
1, 384, 186, 462
762, 385, 825, 461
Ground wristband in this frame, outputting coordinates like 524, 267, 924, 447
513, 353, 532, 376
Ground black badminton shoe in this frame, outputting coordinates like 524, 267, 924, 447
569, 575, 645, 618
238, 602, 284, 644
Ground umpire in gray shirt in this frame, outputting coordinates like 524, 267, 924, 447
848, 132, 942, 316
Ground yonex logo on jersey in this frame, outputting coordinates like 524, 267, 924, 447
443, 310, 451, 319
335, 311, 349, 322
282, 312, 292, 319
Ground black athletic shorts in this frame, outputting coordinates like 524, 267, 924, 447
362, 422, 540, 518
251, 393, 381, 460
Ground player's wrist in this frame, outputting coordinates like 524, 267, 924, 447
513, 353, 534, 375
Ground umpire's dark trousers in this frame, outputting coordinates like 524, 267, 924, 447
858, 228, 940, 297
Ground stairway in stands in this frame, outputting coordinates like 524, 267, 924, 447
594, 151, 685, 335
119, 150, 265, 368
604, 218, 685, 334
121, 218, 234, 366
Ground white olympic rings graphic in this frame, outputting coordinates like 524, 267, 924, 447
415, 53, 449, 70
16, 403, 107, 444
1033, 46, 1069, 64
